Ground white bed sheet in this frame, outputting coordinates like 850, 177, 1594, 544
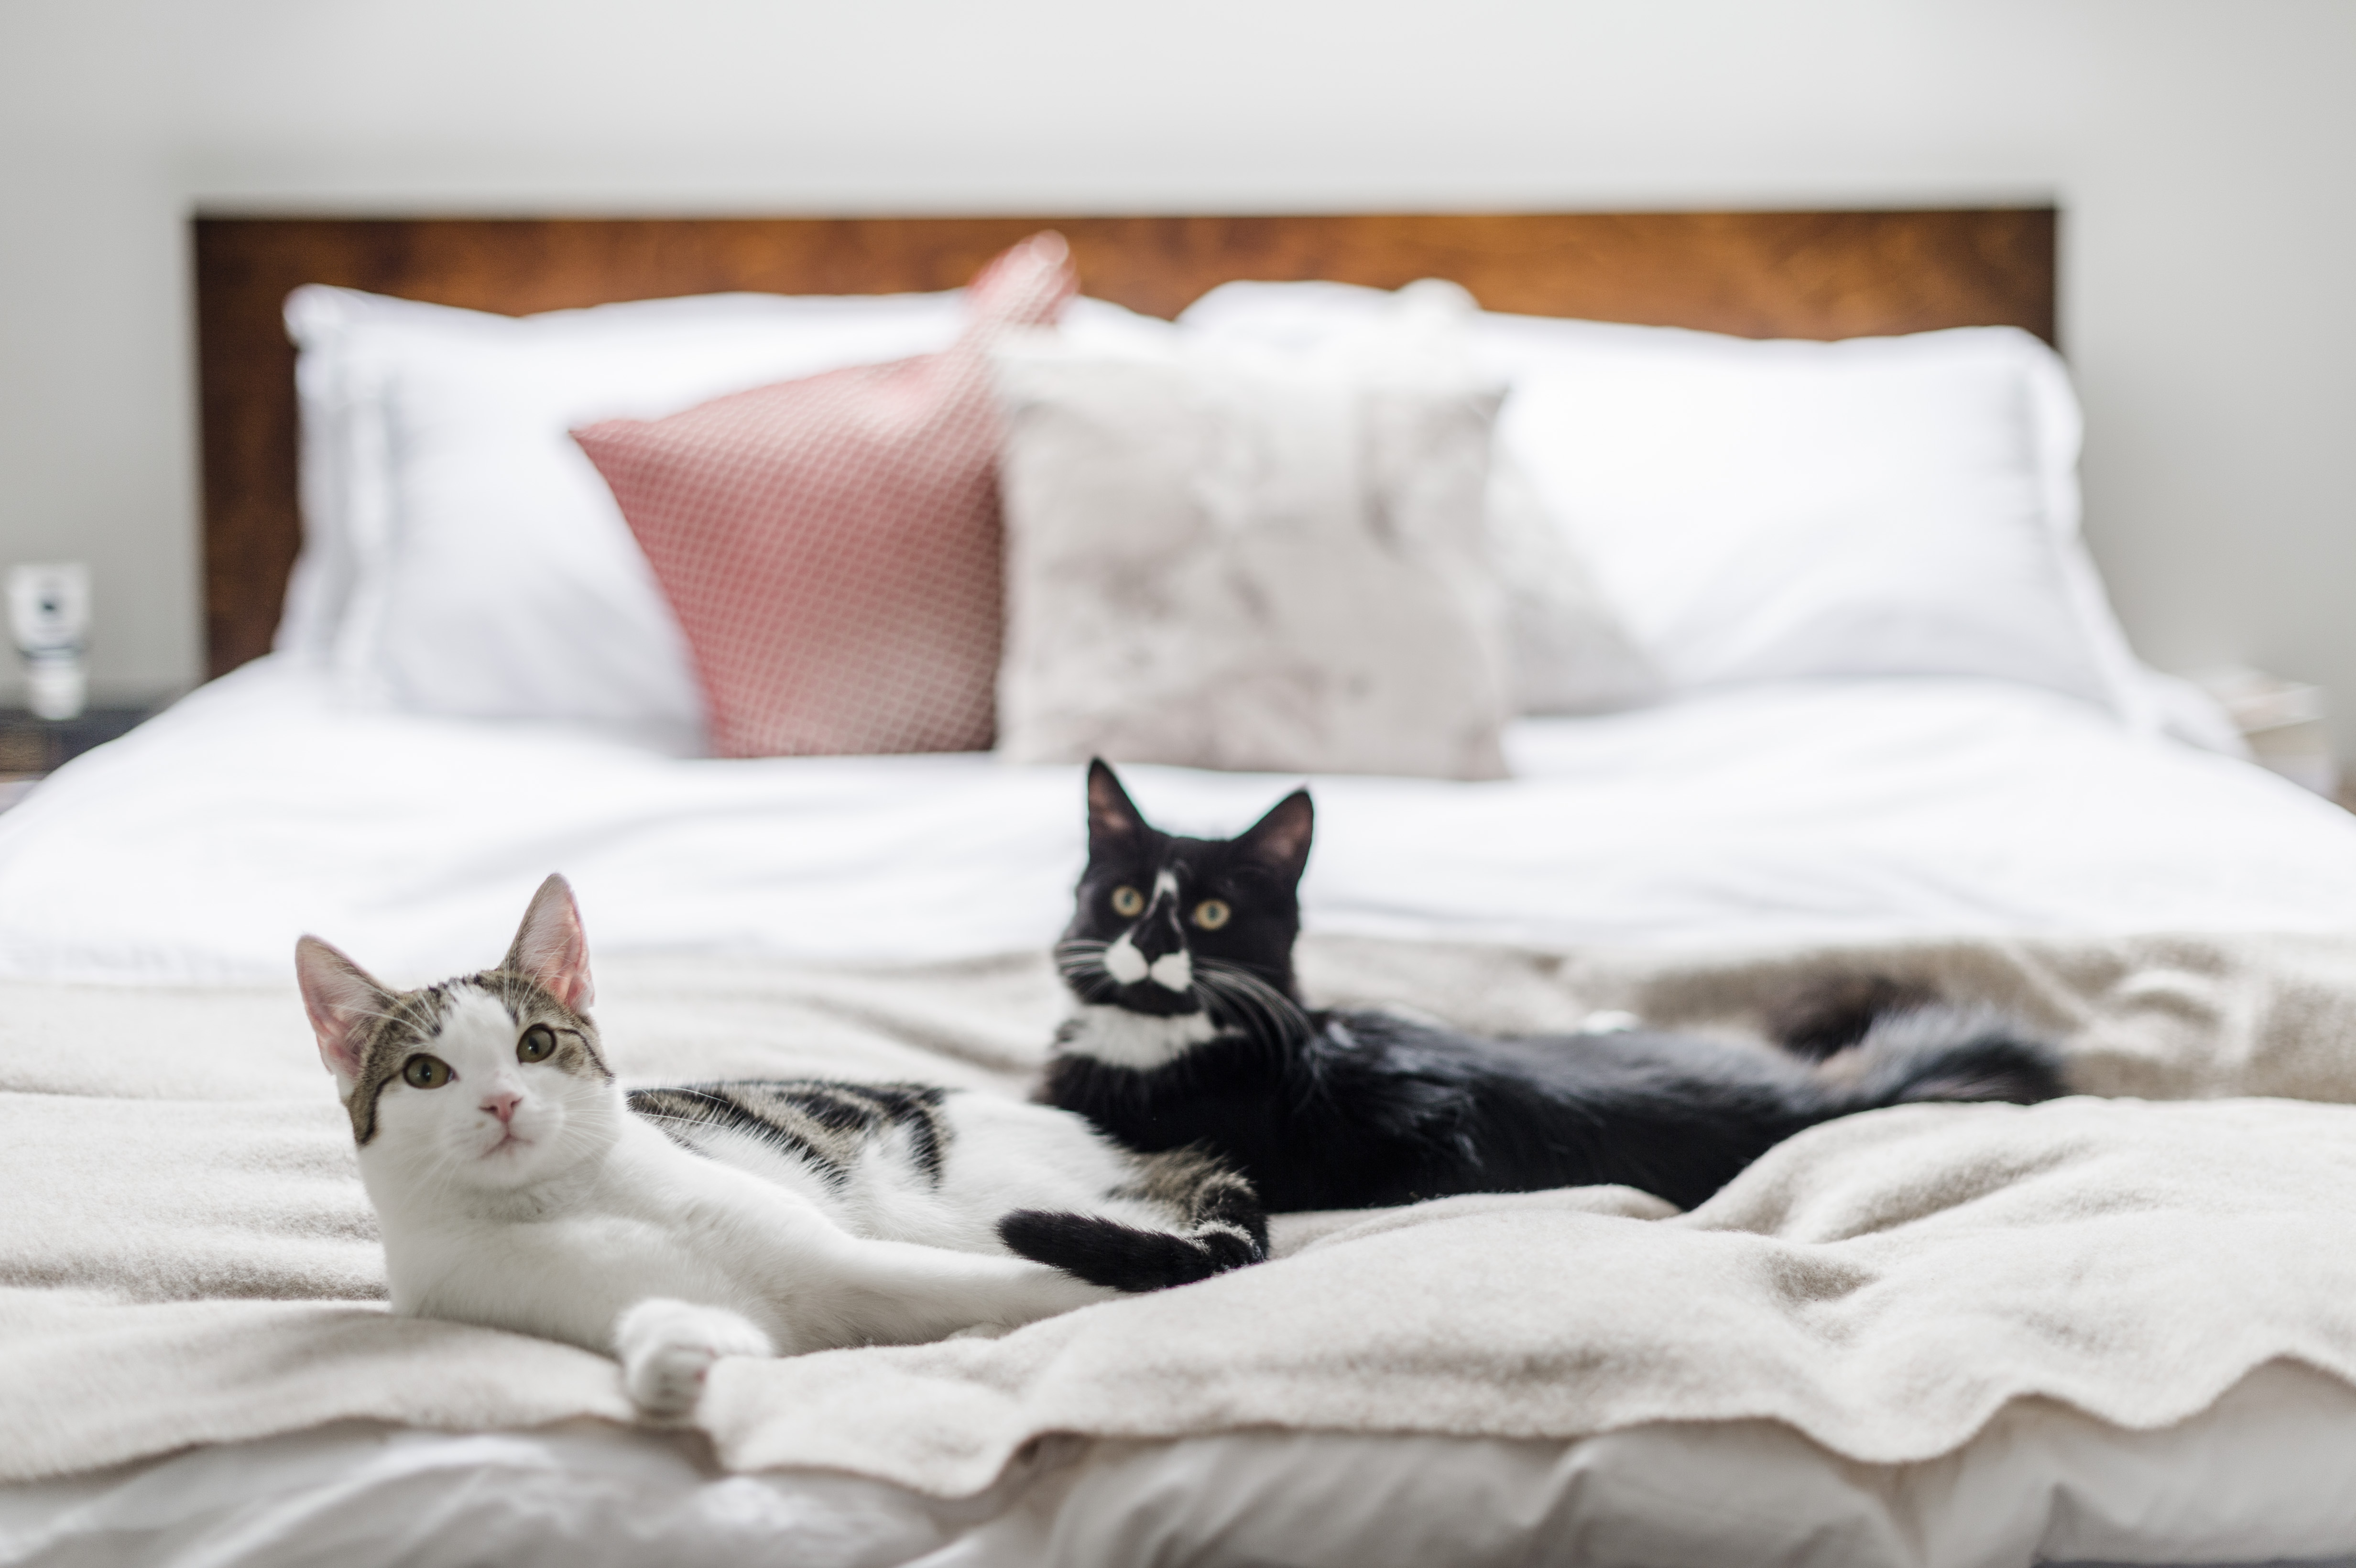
11, 663, 2356, 1565
3, 655, 2356, 987
10, 1360, 2356, 1568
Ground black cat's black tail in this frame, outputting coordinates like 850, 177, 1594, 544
998, 1210, 1266, 1292
1762, 973, 1945, 1060
1813, 1002, 2067, 1111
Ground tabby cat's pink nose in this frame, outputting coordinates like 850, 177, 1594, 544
482, 1091, 521, 1124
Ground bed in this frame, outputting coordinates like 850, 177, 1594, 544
9, 210, 2356, 1568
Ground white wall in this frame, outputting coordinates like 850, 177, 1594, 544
3, 0, 2352, 740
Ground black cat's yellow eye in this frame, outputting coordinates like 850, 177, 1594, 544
402, 1054, 453, 1089
1192, 899, 1232, 930
1111, 885, 1145, 917
517, 1024, 556, 1063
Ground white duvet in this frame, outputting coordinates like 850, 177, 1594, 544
14, 663, 2356, 1568
4, 655, 2355, 988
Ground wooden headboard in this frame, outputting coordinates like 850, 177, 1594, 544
194, 208, 2056, 678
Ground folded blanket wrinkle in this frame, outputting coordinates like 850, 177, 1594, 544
7, 932, 2356, 1493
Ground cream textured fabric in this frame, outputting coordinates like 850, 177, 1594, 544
574, 236, 1074, 758
13, 932, 2356, 1494
1169, 280, 1663, 718
990, 301, 1513, 779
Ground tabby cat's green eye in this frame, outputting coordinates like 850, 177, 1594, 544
402, 1054, 453, 1089
1111, 885, 1145, 917
517, 1024, 556, 1063
1192, 899, 1231, 930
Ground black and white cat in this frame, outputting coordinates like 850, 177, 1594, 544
296, 874, 1265, 1417
1038, 761, 2066, 1213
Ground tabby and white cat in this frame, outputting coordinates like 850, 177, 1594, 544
1038, 761, 2066, 1213
296, 874, 1265, 1417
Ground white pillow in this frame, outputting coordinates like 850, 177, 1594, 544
1484, 448, 1666, 715
1180, 283, 2150, 726
990, 314, 1514, 780
284, 285, 977, 736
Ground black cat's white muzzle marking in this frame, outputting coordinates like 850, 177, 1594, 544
1102, 932, 1191, 992
1105, 870, 1194, 993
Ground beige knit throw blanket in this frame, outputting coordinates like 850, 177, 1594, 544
8, 932, 2356, 1492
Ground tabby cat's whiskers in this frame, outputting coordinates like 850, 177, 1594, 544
297, 871, 1266, 1423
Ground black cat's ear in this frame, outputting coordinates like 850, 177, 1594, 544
1235, 789, 1313, 886
1086, 759, 1146, 851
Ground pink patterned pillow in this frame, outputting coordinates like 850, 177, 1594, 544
573, 234, 1075, 757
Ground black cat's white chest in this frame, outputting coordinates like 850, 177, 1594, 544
1056, 1005, 1228, 1072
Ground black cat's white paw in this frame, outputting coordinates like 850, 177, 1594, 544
612, 1298, 774, 1418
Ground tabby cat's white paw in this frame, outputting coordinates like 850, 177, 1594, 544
612, 1298, 774, 1418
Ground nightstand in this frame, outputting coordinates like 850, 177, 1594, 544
0, 707, 153, 813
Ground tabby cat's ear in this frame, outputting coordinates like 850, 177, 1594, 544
1235, 789, 1314, 886
504, 873, 596, 1013
295, 936, 393, 1095
1086, 759, 1146, 852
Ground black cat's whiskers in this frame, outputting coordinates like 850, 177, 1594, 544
1045, 757, 2064, 1214
1059, 932, 1307, 1046
1053, 938, 1124, 1007
1053, 937, 1110, 970
1193, 959, 1310, 1048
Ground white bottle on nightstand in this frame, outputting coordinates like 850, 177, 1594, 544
7, 563, 91, 722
